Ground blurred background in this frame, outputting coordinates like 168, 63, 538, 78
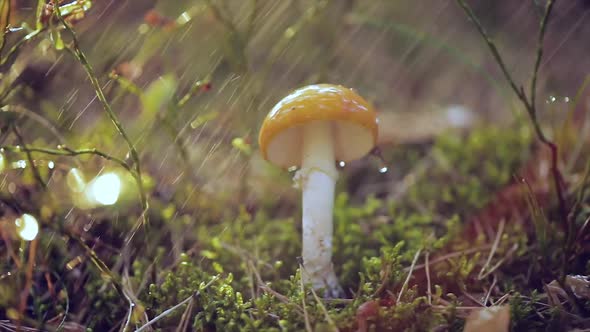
5, 0, 590, 206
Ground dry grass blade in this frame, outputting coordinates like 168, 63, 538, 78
299, 266, 313, 332
408, 245, 492, 272
53, 6, 149, 240
309, 286, 339, 331
478, 219, 505, 280
483, 275, 497, 306
135, 275, 219, 332
479, 244, 518, 281
0, 320, 39, 332
397, 248, 421, 303
175, 297, 195, 332
121, 302, 135, 332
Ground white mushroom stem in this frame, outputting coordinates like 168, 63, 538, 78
297, 120, 343, 297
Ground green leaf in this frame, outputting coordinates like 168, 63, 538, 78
141, 74, 177, 116
0, 0, 10, 53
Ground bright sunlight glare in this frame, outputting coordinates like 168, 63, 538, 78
85, 172, 122, 206
15, 214, 39, 241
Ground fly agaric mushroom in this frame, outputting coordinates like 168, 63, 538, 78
258, 84, 378, 297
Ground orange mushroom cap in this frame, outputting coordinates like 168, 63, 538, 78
258, 84, 379, 168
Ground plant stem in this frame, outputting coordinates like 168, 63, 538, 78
0, 29, 44, 67
0, 145, 133, 174
54, 7, 149, 229
454, 0, 527, 106
454, 0, 568, 231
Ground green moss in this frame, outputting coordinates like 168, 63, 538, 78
404, 124, 532, 215
100, 124, 550, 330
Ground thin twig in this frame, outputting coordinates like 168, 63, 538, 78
483, 275, 497, 306
175, 297, 195, 332
121, 302, 134, 332
529, 1, 569, 232
407, 245, 492, 272
530, 0, 557, 113
248, 262, 304, 315
479, 243, 519, 280
54, 7, 148, 226
309, 286, 338, 331
455, 0, 568, 240
397, 248, 421, 303
478, 218, 505, 280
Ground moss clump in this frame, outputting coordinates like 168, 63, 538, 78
405, 124, 532, 215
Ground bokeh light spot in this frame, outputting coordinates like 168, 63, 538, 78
86, 173, 122, 206
15, 214, 39, 241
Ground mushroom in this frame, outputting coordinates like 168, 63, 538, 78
258, 84, 378, 296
